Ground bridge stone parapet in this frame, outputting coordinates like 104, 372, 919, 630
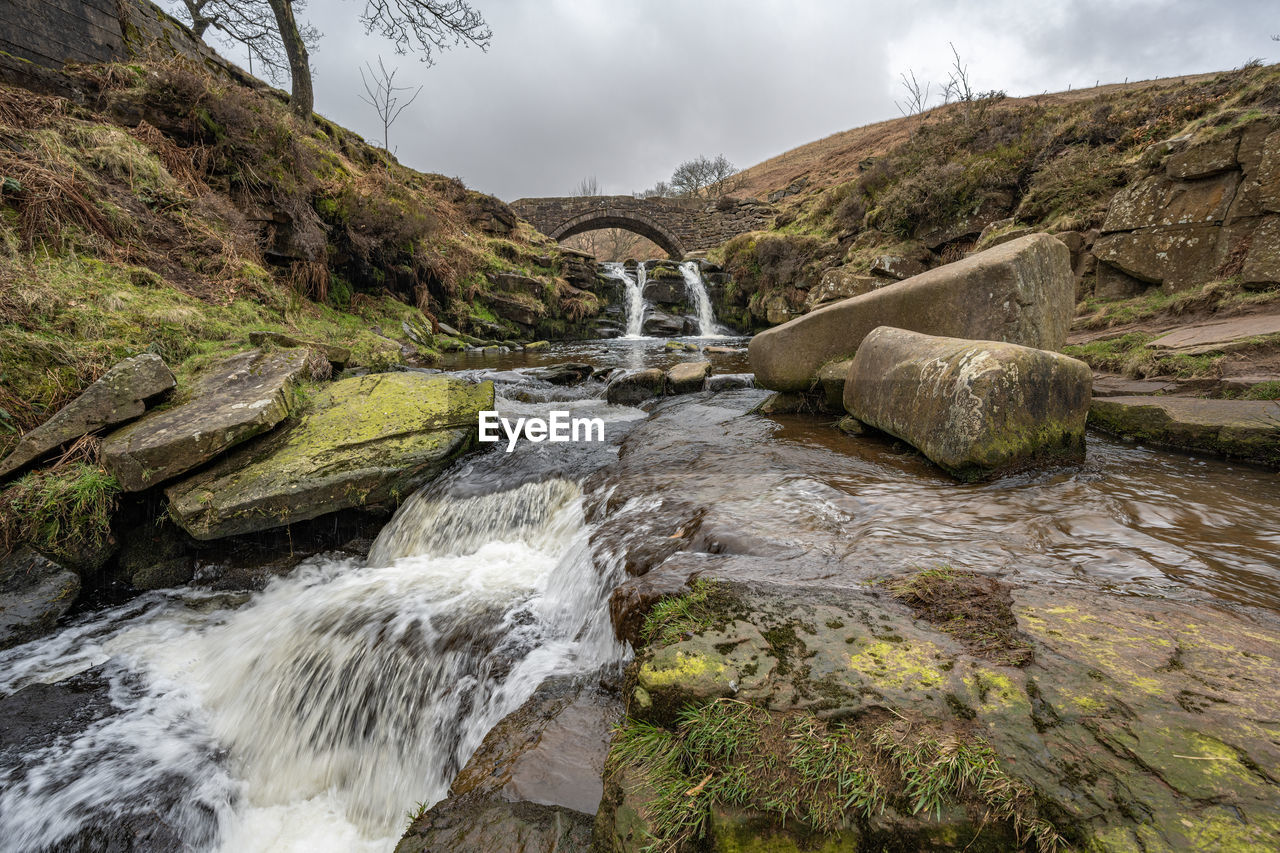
509, 195, 775, 259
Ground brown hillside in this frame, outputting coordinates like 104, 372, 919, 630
733, 72, 1224, 202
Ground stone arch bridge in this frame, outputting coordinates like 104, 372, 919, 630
509, 195, 775, 259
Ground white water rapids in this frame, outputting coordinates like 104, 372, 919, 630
0, 473, 626, 851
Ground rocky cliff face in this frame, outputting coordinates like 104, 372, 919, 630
1091, 119, 1279, 296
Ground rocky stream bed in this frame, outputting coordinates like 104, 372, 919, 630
3, 335, 1277, 852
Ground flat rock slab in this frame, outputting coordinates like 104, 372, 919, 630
749, 233, 1074, 392
0, 546, 80, 650
1090, 395, 1280, 467
166, 372, 493, 540
248, 330, 349, 366
102, 349, 318, 491
1091, 374, 1181, 397
1148, 312, 1280, 353
0, 354, 174, 480
625, 579, 1280, 851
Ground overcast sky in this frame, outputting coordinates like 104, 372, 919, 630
210, 0, 1276, 201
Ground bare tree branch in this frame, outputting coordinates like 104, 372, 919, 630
358, 0, 491, 65
358, 56, 423, 153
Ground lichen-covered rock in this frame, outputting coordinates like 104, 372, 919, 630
1165, 133, 1240, 179
750, 234, 1073, 392
166, 373, 493, 539
102, 349, 323, 491
1101, 172, 1239, 232
0, 354, 174, 481
1089, 396, 1280, 468
1091, 225, 1221, 292
606, 369, 665, 406
615, 576, 1280, 852
0, 547, 79, 650
807, 267, 879, 308
844, 327, 1092, 480
665, 361, 711, 394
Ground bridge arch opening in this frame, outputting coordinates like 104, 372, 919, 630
549, 211, 687, 260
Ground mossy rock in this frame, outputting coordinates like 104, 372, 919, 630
166, 373, 493, 539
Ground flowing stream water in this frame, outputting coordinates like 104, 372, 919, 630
0, 381, 642, 852
2, 341, 1279, 852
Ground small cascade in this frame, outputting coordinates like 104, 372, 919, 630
601, 262, 650, 338
679, 261, 724, 337
0, 475, 627, 851
630, 264, 649, 338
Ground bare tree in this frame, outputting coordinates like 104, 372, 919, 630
671, 154, 739, 199
176, 0, 490, 121
895, 69, 931, 117
942, 42, 974, 107
574, 175, 600, 197
358, 56, 423, 153
169, 0, 319, 84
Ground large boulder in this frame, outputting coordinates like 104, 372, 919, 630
750, 234, 1074, 392
843, 327, 1092, 480
1089, 396, 1280, 468
665, 361, 711, 394
166, 373, 493, 539
606, 369, 665, 406
0, 354, 174, 480
102, 349, 324, 491
0, 546, 80, 650
641, 309, 684, 337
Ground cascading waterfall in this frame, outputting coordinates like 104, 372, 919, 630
601, 262, 649, 338
679, 261, 724, 337
0, 475, 627, 852
629, 264, 649, 338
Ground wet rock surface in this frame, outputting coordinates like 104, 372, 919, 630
665, 361, 711, 394
0, 354, 174, 481
0, 547, 80, 649
102, 348, 323, 491
609, 575, 1280, 851
1089, 395, 1280, 468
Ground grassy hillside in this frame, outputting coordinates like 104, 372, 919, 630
0, 59, 599, 454
712, 63, 1280, 330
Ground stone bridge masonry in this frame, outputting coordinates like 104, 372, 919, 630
509, 195, 776, 259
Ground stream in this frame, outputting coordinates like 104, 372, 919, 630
2, 340, 1279, 851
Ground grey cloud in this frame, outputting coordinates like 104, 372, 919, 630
212, 0, 1278, 201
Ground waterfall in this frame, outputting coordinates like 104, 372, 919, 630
601, 262, 649, 338
629, 264, 648, 338
679, 261, 724, 337
0, 475, 626, 851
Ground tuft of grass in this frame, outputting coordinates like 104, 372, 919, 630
1240, 380, 1280, 400
403, 800, 431, 832
610, 700, 1063, 853
1063, 332, 1226, 379
642, 579, 725, 647
0, 462, 120, 563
